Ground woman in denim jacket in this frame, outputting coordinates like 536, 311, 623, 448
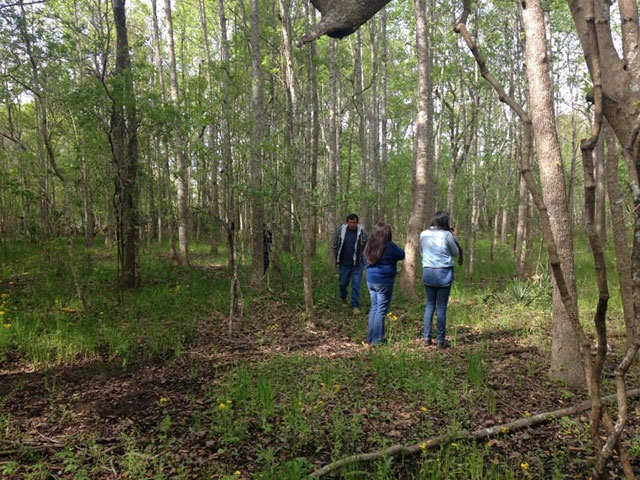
363, 222, 405, 345
420, 211, 459, 348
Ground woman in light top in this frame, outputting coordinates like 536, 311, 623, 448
420, 211, 459, 348
363, 222, 405, 345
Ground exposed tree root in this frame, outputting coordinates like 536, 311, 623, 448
311, 388, 640, 477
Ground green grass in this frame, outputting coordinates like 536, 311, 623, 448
0, 231, 633, 478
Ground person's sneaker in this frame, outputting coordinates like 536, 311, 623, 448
352, 308, 361, 315
340, 297, 347, 304
424, 338, 433, 346
437, 340, 451, 349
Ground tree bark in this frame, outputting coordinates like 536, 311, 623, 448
111, 0, 140, 289
249, 0, 264, 290
355, 30, 369, 232
594, 126, 606, 247
521, 0, 584, 387
164, 0, 189, 266
326, 38, 338, 268
197, 0, 219, 256
279, 0, 314, 318
604, 120, 636, 345
399, 0, 430, 298
150, 0, 176, 257
379, 9, 389, 220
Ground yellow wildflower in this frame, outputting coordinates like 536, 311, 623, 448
451, 442, 459, 448
420, 406, 428, 412
501, 426, 509, 433
226, 399, 233, 404
333, 383, 341, 393
420, 442, 427, 450
523, 410, 531, 417
2, 324, 10, 328
521, 462, 529, 470
159, 397, 169, 404
234, 471, 241, 476
219, 402, 227, 410
0, 311, 5, 316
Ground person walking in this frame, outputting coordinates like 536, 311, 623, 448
363, 222, 404, 345
263, 225, 273, 274
420, 211, 459, 348
332, 213, 368, 314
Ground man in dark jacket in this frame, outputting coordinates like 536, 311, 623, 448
332, 214, 368, 313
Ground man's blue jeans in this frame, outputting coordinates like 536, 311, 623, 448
423, 284, 452, 344
367, 283, 393, 345
339, 263, 363, 308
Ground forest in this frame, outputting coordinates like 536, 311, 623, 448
0, 0, 639, 478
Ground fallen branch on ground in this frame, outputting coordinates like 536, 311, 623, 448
311, 388, 640, 477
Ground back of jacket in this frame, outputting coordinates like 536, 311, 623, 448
364, 242, 405, 285
419, 228, 459, 268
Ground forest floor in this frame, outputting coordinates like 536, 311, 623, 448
1, 243, 639, 478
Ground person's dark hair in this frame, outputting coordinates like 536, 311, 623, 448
430, 211, 451, 231
365, 222, 392, 265
346, 213, 359, 222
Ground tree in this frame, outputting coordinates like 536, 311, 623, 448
456, 0, 639, 475
521, 0, 583, 388
164, 0, 189, 266
399, 0, 431, 298
249, 0, 264, 290
279, 0, 313, 318
111, 0, 140, 289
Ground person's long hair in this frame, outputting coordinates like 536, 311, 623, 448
430, 211, 451, 231
365, 222, 392, 265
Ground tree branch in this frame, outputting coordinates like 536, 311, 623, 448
311, 389, 640, 477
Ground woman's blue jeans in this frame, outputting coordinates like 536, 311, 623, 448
423, 284, 451, 344
367, 283, 393, 345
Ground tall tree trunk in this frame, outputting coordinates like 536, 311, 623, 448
79, 123, 94, 248
399, 0, 430, 298
150, 0, 176, 258
515, 166, 530, 278
154, 138, 163, 246
467, 63, 480, 276
326, 38, 338, 268
164, 0, 189, 265
249, 0, 264, 290
604, 121, 636, 346
368, 19, 380, 222
279, 0, 313, 318
594, 127, 606, 247
355, 30, 369, 232
379, 9, 388, 220
521, 0, 583, 387
146, 147, 155, 246
218, 0, 240, 322
306, 2, 320, 257
424, 0, 436, 219
111, 0, 140, 289
198, 0, 219, 255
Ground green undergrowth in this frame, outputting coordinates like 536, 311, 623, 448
0, 232, 634, 478
0, 232, 629, 366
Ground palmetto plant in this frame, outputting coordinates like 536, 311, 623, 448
505, 278, 534, 305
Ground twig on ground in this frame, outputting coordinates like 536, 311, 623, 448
310, 388, 640, 477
